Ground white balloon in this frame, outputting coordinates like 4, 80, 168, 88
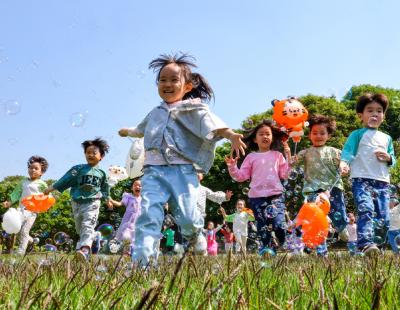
2, 208, 23, 234
126, 138, 144, 179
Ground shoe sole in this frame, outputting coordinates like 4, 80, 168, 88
75, 251, 88, 263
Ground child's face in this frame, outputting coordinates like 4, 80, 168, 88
207, 222, 214, 230
85, 145, 103, 166
236, 200, 245, 212
28, 162, 43, 180
158, 64, 193, 104
309, 124, 330, 147
348, 213, 355, 223
132, 180, 141, 196
358, 102, 385, 128
254, 125, 272, 152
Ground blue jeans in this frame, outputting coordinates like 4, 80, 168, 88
305, 187, 348, 232
249, 195, 286, 248
352, 178, 390, 249
132, 165, 203, 265
387, 230, 400, 254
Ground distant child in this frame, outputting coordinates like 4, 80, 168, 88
2, 156, 49, 255
225, 119, 291, 255
219, 223, 235, 253
388, 197, 400, 254
205, 221, 222, 256
109, 179, 141, 247
220, 200, 255, 253
118, 53, 245, 265
346, 212, 357, 254
340, 93, 396, 255
44, 138, 111, 261
162, 225, 175, 254
197, 172, 233, 218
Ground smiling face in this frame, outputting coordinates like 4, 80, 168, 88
253, 125, 273, 152
28, 162, 43, 180
85, 145, 103, 166
309, 124, 330, 147
132, 180, 142, 197
207, 222, 214, 230
236, 200, 245, 212
158, 63, 193, 104
358, 101, 385, 128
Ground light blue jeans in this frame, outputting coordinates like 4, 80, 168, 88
132, 165, 203, 265
387, 230, 400, 254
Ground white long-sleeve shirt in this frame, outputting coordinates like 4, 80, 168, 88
197, 185, 227, 217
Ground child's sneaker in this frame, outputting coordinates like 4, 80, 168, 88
338, 229, 349, 242
75, 249, 89, 262
362, 244, 380, 256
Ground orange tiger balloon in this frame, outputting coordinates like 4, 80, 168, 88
271, 97, 309, 142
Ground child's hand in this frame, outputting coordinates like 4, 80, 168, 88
106, 200, 114, 210
225, 190, 233, 201
374, 150, 391, 163
282, 141, 291, 160
224, 156, 237, 166
229, 132, 246, 159
218, 207, 226, 217
43, 187, 52, 196
339, 161, 350, 175
2, 201, 11, 208
118, 128, 130, 137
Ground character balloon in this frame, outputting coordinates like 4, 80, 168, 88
21, 194, 56, 213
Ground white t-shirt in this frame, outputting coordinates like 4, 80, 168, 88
346, 223, 357, 242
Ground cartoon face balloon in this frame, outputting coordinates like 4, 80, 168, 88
271, 97, 309, 143
22, 194, 56, 213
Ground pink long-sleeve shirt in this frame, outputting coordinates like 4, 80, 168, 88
227, 151, 290, 198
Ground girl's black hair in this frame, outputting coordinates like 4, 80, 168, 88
243, 119, 288, 152
149, 52, 214, 102
82, 137, 110, 157
27, 156, 49, 173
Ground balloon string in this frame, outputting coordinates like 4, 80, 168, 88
294, 142, 298, 156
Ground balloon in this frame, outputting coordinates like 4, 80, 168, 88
296, 202, 329, 248
108, 165, 128, 187
21, 194, 56, 213
126, 138, 144, 179
271, 97, 309, 143
315, 192, 331, 215
1, 208, 23, 234
243, 208, 254, 217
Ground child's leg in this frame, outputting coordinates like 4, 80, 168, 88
17, 213, 37, 254
234, 232, 242, 252
241, 235, 247, 253
249, 197, 270, 248
132, 166, 171, 265
316, 241, 328, 256
329, 187, 348, 232
225, 242, 233, 253
387, 230, 400, 254
75, 200, 101, 251
72, 202, 83, 250
271, 195, 287, 246
353, 179, 377, 249
167, 165, 203, 241
372, 180, 390, 244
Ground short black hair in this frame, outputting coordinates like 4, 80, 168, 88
356, 93, 389, 113
81, 138, 109, 157
308, 114, 337, 135
27, 156, 49, 173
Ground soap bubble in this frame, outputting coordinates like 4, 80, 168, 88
44, 244, 57, 252
53, 232, 68, 245
97, 223, 114, 238
373, 235, 384, 245
394, 235, 400, 249
8, 138, 18, 146
32, 237, 40, 244
4, 100, 21, 115
333, 212, 342, 222
69, 111, 88, 127
242, 187, 250, 195
288, 170, 298, 181
136, 70, 146, 79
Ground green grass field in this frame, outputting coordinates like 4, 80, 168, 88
0, 251, 399, 309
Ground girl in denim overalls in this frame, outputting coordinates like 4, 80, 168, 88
119, 53, 245, 266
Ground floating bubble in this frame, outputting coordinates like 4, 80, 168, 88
288, 170, 298, 181
40, 231, 50, 238
97, 223, 114, 238
69, 112, 87, 127
53, 232, 68, 245
32, 237, 40, 244
259, 247, 276, 257
109, 240, 121, 254
8, 138, 18, 146
373, 235, 384, 245
96, 265, 108, 273
333, 212, 342, 222
4, 100, 21, 115
242, 187, 250, 195
44, 244, 57, 252
136, 70, 146, 79
264, 205, 278, 219
394, 235, 400, 249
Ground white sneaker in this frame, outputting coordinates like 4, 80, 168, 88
338, 229, 349, 242
192, 233, 207, 255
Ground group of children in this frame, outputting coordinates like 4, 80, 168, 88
2, 52, 400, 264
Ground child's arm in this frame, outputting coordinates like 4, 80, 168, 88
375, 136, 396, 166
224, 155, 252, 182
44, 167, 78, 195
215, 224, 224, 232
215, 128, 246, 159
340, 131, 361, 175
282, 141, 292, 163
204, 187, 232, 204
109, 198, 123, 207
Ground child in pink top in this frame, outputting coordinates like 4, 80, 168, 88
205, 221, 222, 256
225, 119, 291, 255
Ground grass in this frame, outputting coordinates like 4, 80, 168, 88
0, 251, 399, 309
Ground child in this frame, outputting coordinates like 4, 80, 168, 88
388, 197, 400, 254
197, 172, 233, 218
220, 199, 255, 253
225, 119, 291, 255
109, 179, 141, 250
346, 212, 357, 254
340, 93, 396, 255
44, 138, 112, 261
162, 225, 175, 254
2, 156, 49, 255
118, 53, 245, 265
205, 221, 222, 256
219, 223, 235, 253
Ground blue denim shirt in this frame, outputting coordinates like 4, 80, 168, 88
128, 99, 227, 173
